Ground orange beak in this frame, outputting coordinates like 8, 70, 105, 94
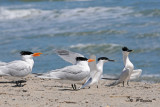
88, 59, 95, 62
32, 52, 42, 57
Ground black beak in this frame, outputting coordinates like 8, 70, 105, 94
108, 59, 115, 62
128, 50, 133, 52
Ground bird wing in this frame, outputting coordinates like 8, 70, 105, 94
80, 77, 92, 89
88, 54, 97, 78
37, 65, 86, 81
55, 49, 84, 65
0, 66, 10, 76
0, 61, 7, 66
130, 69, 142, 80
118, 68, 130, 83
0, 60, 30, 77
107, 68, 130, 86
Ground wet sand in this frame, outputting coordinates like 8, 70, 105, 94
0, 74, 160, 107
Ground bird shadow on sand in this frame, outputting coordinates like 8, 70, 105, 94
0, 81, 15, 84
0, 80, 26, 84
12, 84, 26, 87
43, 85, 64, 88
0, 80, 26, 87
58, 88, 79, 91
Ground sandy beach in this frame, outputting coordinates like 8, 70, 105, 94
0, 75, 159, 107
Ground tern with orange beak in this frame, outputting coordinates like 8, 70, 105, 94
37, 49, 95, 90
80, 55, 115, 89
0, 51, 42, 86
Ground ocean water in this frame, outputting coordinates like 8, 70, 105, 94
0, 0, 160, 83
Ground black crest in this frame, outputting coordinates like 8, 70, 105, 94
20, 51, 33, 55
97, 57, 108, 61
122, 47, 133, 52
76, 57, 88, 61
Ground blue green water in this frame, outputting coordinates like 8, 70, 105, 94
0, 0, 160, 82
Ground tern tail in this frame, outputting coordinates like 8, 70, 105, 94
80, 78, 92, 89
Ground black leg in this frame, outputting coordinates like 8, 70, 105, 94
88, 86, 90, 89
16, 81, 19, 86
19, 81, 22, 87
15, 81, 22, 87
71, 84, 74, 90
127, 81, 129, 86
14, 80, 26, 87
71, 84, 77, 90
97, 85, 98, 88
74, 84, 76, 90
123, 81, 124, 87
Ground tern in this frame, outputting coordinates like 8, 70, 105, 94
0, 51, 42, 86
102, 69, 142, 81
36, 49, 95, 90
80, 55, 115, 89
108, 47, 134, 86
0, 62, 7, 66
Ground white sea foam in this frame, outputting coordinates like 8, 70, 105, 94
70, 43, 93, 48
69, 43, 124, 54
70, 43, 121, 49
0, 7, 50, 20
138, 74, 160, 83
103, 74, 160, 83
69, 43, 122, 54
142, 74, 160, 77
0, 6, 133, 21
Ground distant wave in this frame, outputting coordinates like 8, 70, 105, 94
1, 5, 160, 21
133, 47, 160, 54
135, 32, 160, 38
137, 74, 160, 83
136, 9, 160, 17
48, 0, 92, 1
0, 7, 48, 20
9, 43, 121, 55
104, 74, 160, 83
69, 43, 160, 55
23, 29, 127, 39
0, 6, 133, 21
69, 43, 122, 54
65, 0, 92, 1
128, 8, 160, 18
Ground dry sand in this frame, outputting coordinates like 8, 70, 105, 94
0, 74, 160, 107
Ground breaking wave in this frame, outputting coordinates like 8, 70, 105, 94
2, 6, 160, 21
136, 9, 160, 17
69, 43, 122, 54
0, 8, 46, 20
135, 32, 160, 38
103, 74, 160, 83
0, 6, 133, 21
137, 74, 160, 83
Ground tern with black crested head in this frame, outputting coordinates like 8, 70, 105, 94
0, 51, 42, 87
80, 55, 115, 89
108, 46, 134, 86
36, 49, 95, 90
